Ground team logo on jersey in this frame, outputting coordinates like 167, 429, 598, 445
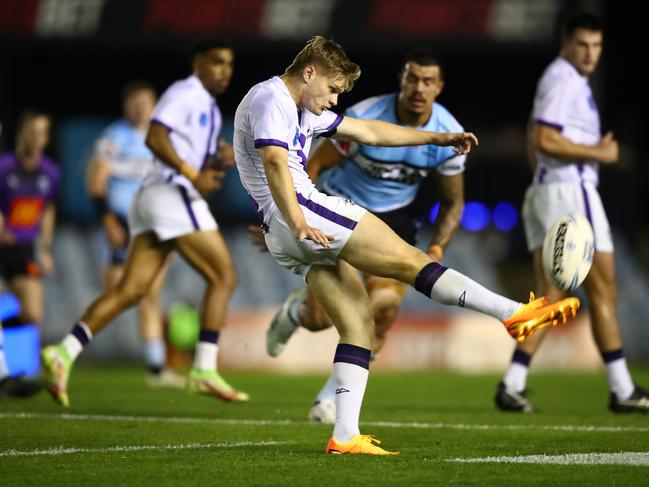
199, 112, 208, 127
293, 127, 300, 146
7, 197, 44, 228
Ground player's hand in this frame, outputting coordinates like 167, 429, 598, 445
248, 225, 269, 252
597, 131, 619, 164
293, 223, 334, 248
193, 169, 225, 196
0, 230, 16, 246
426, 243, 444, 262
216, 140, 236, 169
103, 214, 127, 248
38, 250, 55, 275
445, 132, 478, 155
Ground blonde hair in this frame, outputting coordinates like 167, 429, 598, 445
285, 36, 361, 92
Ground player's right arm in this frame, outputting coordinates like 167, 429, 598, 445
146, 123, 223, 196
306, 140, 344, 182
533, 76, 618, 164
535, 125, 618, 164
258, 145, 333, 247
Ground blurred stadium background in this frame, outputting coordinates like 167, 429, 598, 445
1, 0, 647, 373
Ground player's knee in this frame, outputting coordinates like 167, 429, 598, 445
301, 304, 332, 331
19, 306, 43, 325
587, 271, 617, 301
119, 284, 148, 307
370, 288, 401, 329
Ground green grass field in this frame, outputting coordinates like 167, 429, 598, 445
1, 366, 648, 486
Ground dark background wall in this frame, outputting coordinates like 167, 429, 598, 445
0, 0, 645, 243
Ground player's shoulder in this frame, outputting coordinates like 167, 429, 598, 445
161, 75, 208, 102
347, 93, 395, 118
430, 102, 463, 132
39, 156, 61, 179
539, 57, 584, 90
248, 77, 295, 114
0, 152, 18, 174
101, 119, 133, 139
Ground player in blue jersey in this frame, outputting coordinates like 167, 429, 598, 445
257, 48, 467, 423
87, 81, 184, 388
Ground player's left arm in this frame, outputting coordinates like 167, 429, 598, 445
334, 117, 478, 155
427, 172, 464, 261
38, 203, 56, 275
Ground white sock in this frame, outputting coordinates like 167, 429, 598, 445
427, 268, 520, 321
315, 371, 338, 403
503, 363, 529, 392
332, 361, 369, 443
144, 338, 166, 372
62, 322, 93, 362
0, 327, 9, 379
194, 342, 219, 371
605, 357, 635, 399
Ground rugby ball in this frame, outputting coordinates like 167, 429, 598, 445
542, 214, 594, 291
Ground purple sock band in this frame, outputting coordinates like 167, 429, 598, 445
512, 349, 532, 367
199, 330, 220, 344
334, 343, 371, 370
414, 262, 448, 297
602, 348, 624, 363
71, 323, 91, 347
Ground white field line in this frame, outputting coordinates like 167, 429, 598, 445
0, 440, 286, 457
1, 412, 648, 433
448, 452, 649, 466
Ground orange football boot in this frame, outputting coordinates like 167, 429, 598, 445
504, 292, 580, 342
326, 435, 399, 455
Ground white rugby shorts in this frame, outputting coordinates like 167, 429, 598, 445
264, 188, 367, 278
522, 181, 613, 253
128, 182, 217, 241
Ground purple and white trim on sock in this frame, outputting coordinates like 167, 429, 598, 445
414, 262, 448, 297
333, 343, 371, 370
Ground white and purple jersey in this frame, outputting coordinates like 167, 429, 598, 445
145, 74, 222, 195
233, 76, 343, 226
531, 57, 601, 186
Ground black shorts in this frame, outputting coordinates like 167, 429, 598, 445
0, 243, 39, 281
374, 206, 422, 246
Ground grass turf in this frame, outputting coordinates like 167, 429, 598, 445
1, 366, 648, 486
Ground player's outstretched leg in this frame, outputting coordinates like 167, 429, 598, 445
339, 212, 580, 341
42, 232, 172, 407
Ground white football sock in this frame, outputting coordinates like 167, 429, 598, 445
194, 342, 219, 371
144, 338, 166, 371
430, 268, 520, 321
62, 322, 93, 361
315, 371, 337, 403
332, 362, 368, 443
605, 357, 635, 399
503, 362, 529, 392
